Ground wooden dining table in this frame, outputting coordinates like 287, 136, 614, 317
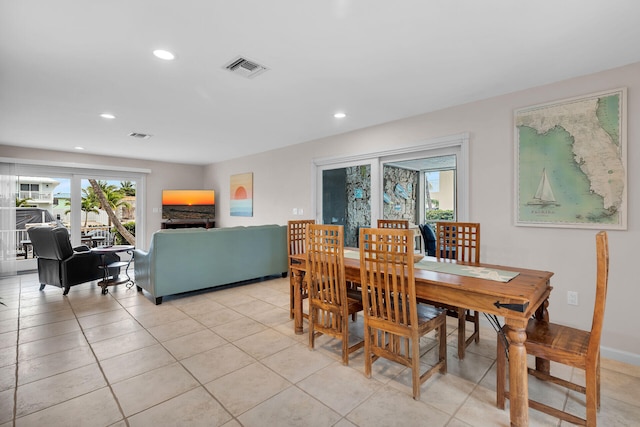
289, 250, 554, 427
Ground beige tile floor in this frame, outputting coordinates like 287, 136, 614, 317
1, 272, 639, 426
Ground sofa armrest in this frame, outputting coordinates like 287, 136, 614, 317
133, 248, 152, 291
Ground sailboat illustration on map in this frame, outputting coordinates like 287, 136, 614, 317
527, 168, 560, 207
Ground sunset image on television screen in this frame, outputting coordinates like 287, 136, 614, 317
162, 190, 215, 220
163, 190, 215, 205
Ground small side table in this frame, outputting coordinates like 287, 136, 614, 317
91, 245, 134, 295
20, 240, 33, 259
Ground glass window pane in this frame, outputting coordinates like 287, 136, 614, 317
81, 179, 136, 246
322, 165, 370, 247
425, 164, 456, 222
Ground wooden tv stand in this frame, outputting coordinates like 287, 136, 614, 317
161, 219, 215, 229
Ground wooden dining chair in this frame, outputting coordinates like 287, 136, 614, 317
436, 222, 480, 263
306, 224, 364, 365
378, 219, 424, 253
359, 227, 447, 400
377, 219, 409, 229
419, 221, 481, 359
287, 219, 315, 319
497, 231, 609, 426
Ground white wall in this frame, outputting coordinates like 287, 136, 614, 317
205, 62, 640, 364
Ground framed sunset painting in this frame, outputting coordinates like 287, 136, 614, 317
230, 172, 253, 217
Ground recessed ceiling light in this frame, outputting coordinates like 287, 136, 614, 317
100, 113, 116, 119
153, 49, 175, 60
334, 112, 347, 119
74, 146, 84, 150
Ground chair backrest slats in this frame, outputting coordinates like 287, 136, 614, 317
306, 224, 346, 311
360, 228, 417, 329
377, 219, 409, 230
435, 222, 480, 263
287, 219, 315, 258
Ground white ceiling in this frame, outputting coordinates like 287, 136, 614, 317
2, 1, 639, 165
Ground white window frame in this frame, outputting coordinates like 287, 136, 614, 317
2, 157, 149, 248
312, 133, 469, 224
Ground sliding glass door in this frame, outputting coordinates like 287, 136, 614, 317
322, 164, 372, 247
1, 161, 145, 274
314, 133, 469, 249
383, 153, 458, 225
79, 178, 136, 247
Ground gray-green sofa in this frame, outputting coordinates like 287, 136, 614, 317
134, 224, 288, 304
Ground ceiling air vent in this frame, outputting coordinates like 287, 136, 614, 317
128, 132, 151, 139
223, 56, 268, 79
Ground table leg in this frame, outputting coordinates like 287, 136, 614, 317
292, 269, 304, 335
23, 242, 30, 259
505, 320, 529, 427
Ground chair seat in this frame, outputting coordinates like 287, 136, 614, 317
346, 296, 364, 313
418, 299, 475, 320
524, 319, 591, 366
346, 287, 362, 301
415, 303, 445, 322
371, 299, 445, 328
416, 304, 446, 333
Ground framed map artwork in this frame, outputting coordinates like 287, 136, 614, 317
515, 88, 627, 229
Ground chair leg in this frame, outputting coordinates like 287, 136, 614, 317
289, 269, 297, 319
438, 322, 447, 374
289, 280, 295, 319
63, 286, 70, 296
458, 307, 466, 359
39, 284, 46, 291
308, 307, 315, 349
586, 363, 598, 426
363, 325, 372, 379
411, 334, 421, 400
597, 353, 601, 410
473, 310, 480, 343
342, 315, 349, 365
496, 331, 507, 409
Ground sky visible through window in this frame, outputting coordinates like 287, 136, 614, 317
52, 179, 125, 196
426, 171, 440, 192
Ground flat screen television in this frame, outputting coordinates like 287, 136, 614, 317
162, 189, 215, 220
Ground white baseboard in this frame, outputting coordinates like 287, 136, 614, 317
478, 317, 640, 367
601, 346, 640, 367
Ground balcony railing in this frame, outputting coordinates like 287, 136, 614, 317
2, 226, 114, 260
18, 191, 54, 202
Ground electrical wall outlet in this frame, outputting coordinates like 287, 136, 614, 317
567, 291, 578, 306
292, 208, 298, 215
299, 208, 303, 215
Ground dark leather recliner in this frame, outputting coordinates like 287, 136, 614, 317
27, 226, 117, 295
